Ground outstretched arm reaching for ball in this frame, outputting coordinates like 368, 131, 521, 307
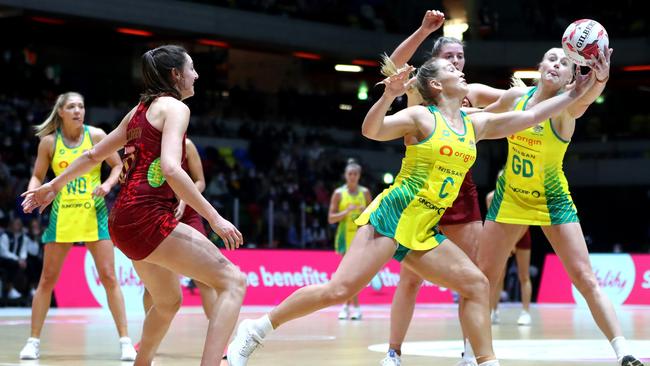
566, 47, 612, 118
21, 107, 135, 213
389, 10, 445, 68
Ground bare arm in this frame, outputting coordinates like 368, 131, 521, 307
467, 83, 506, 108
389, 10, 445, 68
159, 100, 242, 248
472, 71, 595, 141
90, 127, 123, 187
481, 87, 529, 114
363, 188, 372, 206
327, 191, 347, 224
185, 139, 206, 193
362, 95, 420, 141
485, 190, 494, 208
567, 48, 613, 118
174, 138, 206, 219
362, 66, 421, 141
159, 102, 213, 220
27, 136, 54, 191
89, 127, 123, 198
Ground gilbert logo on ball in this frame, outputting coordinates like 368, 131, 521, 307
561, 19, 609, 66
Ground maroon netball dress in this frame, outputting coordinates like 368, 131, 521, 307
108, 102, 186, 260
178, 157, 207, 236
515, 229, 532, 250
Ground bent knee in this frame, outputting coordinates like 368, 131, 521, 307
97, 268, 119, 287
156, 293, 183, 315
38, 272, 60, 291
208, 268, 247, 295
572, 271, 599, 294
458, 271, 489, 299
229, 271, 247, 297
322, 283, 355, 306
398, 275, 424, 293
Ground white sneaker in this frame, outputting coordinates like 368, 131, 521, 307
8, 288, 22, 299
19, 337, 40, 360
119, 337, 137, 361
350, 307, 362, 320
227, 319, 264, 366
619, 355, 645, 366
338, 306, 349, 320
490, 309, 500, 325
517, 310, 531, 326
455, 359, 478, 366
380, 350, 401, 366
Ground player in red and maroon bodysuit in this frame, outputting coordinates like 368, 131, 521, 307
141, 138, 217, 319
22, 45, 246, 366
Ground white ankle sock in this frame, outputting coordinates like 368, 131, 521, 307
463, 338, 475, 360
478, 360, 500, 366
119, 337, 132, 344
610, 336, 630, 360
252, 315, 274, 338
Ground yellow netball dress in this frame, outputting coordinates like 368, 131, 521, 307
334, 186, 369, 255
42, 126, 109, 243
487, 87, 578, 225
355, 106, 477, 261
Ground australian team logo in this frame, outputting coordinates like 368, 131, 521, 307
439, 145, 453, 156
438, 145, 475, 163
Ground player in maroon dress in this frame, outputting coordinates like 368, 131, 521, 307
22, 45, 246, 366
141, 137, 217, 318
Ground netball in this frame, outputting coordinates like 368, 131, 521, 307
562, 19, 609, 66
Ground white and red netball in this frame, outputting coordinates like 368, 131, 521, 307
561, 19, 609, 66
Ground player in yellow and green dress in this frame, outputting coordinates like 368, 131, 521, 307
478, 47, 644, 366
226, 55, 596, 366
19, 92, 136, 362
328, 159, 372, 320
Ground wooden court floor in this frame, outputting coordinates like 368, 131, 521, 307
1, 304, 649, 365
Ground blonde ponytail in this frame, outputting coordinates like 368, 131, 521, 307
379, 53, 422, 101
34, 92, 83, 138
510, 75, 527, 88
380, 53, 398, 78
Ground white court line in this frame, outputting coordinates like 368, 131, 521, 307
369, 339, 650, 361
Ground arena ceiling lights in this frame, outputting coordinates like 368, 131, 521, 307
198, 39, 229, 48
335, 64, 363, 73
513, 70, 541, 79
116, 27, 153, 37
